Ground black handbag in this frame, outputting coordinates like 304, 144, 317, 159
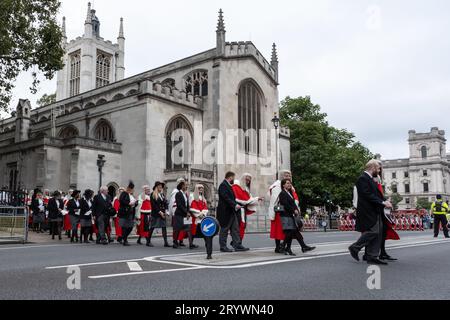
107, 206, 117, 217
294, 216, 303, 229
274, 195, 285, 213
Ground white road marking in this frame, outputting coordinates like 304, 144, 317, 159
89, 266, 205, 279
88, 239, 450, 279
127, 261, 143, 272
0, 244, 72, 251
45, 258, 144, 269
43, 235, 448, 271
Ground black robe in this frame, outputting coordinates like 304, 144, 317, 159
216, 180, 238, 227
355, 173, 385, 232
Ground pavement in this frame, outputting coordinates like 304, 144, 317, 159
0, 230, 449, 300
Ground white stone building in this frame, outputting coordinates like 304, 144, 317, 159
0, 5, 290, 212
380, 127, 450, 210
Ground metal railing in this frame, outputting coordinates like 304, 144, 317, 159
0, 190, 28, 207
0, 206, 29, 243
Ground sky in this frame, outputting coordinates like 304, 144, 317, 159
6, 0, 450, 160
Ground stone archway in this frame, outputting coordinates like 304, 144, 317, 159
107, 182, 119, 199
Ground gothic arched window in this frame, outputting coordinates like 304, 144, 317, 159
94, 119, 114, 142
421, 146, 428, 159
96, 51, 111, 88
184, 71, 208, 97
59, 126, 79, 139
238, 79, 264, 154
166, 116, 193, 170
69, 51, 81, 97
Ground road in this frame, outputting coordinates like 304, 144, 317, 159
0, 231, 449, 300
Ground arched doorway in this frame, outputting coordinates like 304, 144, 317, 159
107, 182, 119, 199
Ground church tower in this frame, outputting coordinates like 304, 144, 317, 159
56, 2, 125, 101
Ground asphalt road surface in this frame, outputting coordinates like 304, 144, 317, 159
0, 231, 449, 300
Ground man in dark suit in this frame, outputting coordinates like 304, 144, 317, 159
349, 160, 393, 265
92, 186, 113, 245
217, 171, 249, 252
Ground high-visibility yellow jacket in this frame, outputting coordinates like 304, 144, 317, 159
431, 201, 449, 215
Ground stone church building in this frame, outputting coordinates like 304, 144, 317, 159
0, 4, 291, 207
380, 128, 450, 210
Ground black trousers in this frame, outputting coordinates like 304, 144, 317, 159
50, 221, 61, 239
350, 215, 382, 259
219, 214, 241, 249
122, 227, 133, 242
96, 214, 110, 241
434, 215, 449, 237
147, 227, 169, 244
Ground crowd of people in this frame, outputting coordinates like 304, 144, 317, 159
27, 170, 316, 259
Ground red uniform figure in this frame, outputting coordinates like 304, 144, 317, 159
62, 191, 73, 235
113, 193, 123, 240
136, 189, 152, 243
232, 174, 260, 240
189, 189, 209, 236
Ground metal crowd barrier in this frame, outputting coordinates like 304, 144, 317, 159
0, 206, 29, 243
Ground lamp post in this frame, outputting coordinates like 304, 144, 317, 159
271, 112, 280, 180
96, 154, 106, 190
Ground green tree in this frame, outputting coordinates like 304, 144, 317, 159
280, 96, 373, 211
416, 197, 432, 210
36, 92, 56, 107
0, 0, 64, 112
390, 193, 404, 211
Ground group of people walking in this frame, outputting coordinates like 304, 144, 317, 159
27, 169, 317, 259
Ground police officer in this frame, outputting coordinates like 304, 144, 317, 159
430, 195, 449, 238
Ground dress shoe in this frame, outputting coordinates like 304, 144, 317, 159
379, 254, 397, 261
189, 244, 199, 249
179, 242, 186, 247
164, 243, 171, 248
348, 246, 360, 261
367, 258, 388, 265
234, 246, 250, 252
206, 255, 212, 260
220, 247, 233, 253
285, 249, 296, 256
302, 246, 316, 253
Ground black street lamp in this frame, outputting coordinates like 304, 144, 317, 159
97, 154, 106, 190
271, 112, 280, 180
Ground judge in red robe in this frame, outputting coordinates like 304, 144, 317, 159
232, 173, 262, 240
113, 187, 124, 243
62, 190, 73, 237
136, 185, 152, 245
374, 170, 400, 261
268, 170, 295, 253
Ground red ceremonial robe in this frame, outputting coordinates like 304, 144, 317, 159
63, 198, 72, 231
190, 198, 208, 236
232, 184, 256, 240
269, 183, 285, 241
377, 182, 400, 241
137, 195, 151, 238
113, 198, 122, 237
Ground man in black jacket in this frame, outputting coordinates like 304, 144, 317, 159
217, 172, 249, 252
92, 186, 113, 245
349, 160, 392, 265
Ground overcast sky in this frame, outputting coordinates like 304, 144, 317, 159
7, 0, 450, 160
